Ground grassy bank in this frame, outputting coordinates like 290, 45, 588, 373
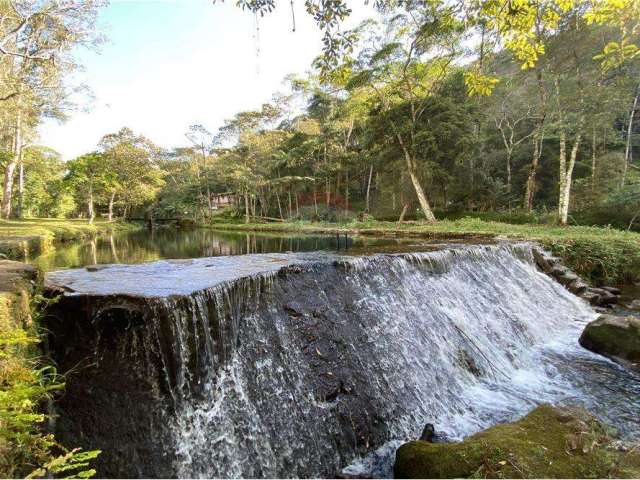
206, 218, 640, 284
0, 219, 140, 261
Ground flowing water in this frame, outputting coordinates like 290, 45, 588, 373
44, 241, 640, 478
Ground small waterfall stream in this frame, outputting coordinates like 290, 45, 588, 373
45, 243, 640, 478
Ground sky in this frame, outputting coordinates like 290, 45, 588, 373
38, 0, 378, 160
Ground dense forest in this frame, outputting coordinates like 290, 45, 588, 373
1, 0, 639, 230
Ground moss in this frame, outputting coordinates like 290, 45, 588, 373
579, 315, 640, 368
394, 404, 640, 479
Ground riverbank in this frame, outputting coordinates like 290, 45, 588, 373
0, 219, 140, 261
206, 218, 640, 285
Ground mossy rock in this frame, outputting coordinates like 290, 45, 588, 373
394, 404, 640, 478
579, 315, 640, 371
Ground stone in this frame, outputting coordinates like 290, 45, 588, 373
556, 271, 579, 285
567, 279, 588, 295
419, 423, 435, 442
601, 286, 622, 295
626, 299, 640, 310
590, 288, 618, 306
579, 315, 640, 370
580, 291, 601, 305
394, 404, 640, 479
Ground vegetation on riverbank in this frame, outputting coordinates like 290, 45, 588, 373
0, 219, 140, 261
0, 261, 99, 478
205, 217, 640, 284
394, 404, 640, 479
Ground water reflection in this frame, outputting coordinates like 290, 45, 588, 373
32, 228, 455, 271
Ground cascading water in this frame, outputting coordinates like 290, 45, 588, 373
44, 243, 640, 478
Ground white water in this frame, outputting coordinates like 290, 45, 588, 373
48, 243, 640, 478
150, 244, 640, 478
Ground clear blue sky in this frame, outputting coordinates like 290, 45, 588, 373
39, 0, 376, 159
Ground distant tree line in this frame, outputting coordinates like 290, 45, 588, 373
2, 0, 640, 230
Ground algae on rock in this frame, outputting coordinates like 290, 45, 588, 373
394, 404, 640, 479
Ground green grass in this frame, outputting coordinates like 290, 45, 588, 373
206, 217, 640, 284
0, 219, 140, 261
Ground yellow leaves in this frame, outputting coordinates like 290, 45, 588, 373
594, 41, 640, 70
584, 0, 640, 70
504, 36, 546, 69
585, 0, 635, 24
464, 71, 500, 96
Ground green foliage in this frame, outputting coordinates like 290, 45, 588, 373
0, 279, 100, 478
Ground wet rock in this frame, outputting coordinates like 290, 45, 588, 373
590, 288, 618, 306
394, 404, 640, 479
532, 249, 560, 273
419, 423, 435, 442
579, 315, 640, 371
601, 286, 622, 295
456, 349, 482, 377
627, 299, 640, 310
567, 279, 589, 295
556, 271, 579, 285
580, 291, 601, 305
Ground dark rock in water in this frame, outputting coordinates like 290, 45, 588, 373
419, 423, 435, 442
394, 405, 640, 479
580, 291, 601, 305
602, 286, 622, 295
590, 288, 618, 306
627, 299, 640, 310
567, 279, 588, 295
456, 349, 482, 377
579, 315, 640, 371
556, 271, 579, 285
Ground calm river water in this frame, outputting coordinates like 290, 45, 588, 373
32, 227, 470, 271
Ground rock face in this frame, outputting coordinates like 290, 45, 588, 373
394, 404, 640, 479
532, 248, 620, 307
579, 315, 640, 370
41, 245, 601, 478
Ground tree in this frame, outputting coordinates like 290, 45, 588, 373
0, 0, 103, 218
345, 3, 464, 221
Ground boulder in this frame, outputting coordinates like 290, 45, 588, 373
579, 315, 640, 370
589, 288, 618, 306
394, 404, 640, 479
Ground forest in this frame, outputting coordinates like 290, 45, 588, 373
1, 0, 639, 231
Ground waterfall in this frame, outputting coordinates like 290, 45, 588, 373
45, 243, 640, 478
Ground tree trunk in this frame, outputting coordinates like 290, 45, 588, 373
365, 164, 373, 213
524, 67, 547, 212
16, 156, 24, 219
622, 85, 639, 187
345, 169, 349, 212
276, 190, 284, 220
398, 203, 409, 223
88, 183, 95, 224
1, 109, 22, 219
108, 191, 116, 222
396, 133, 436, 222
559, 132, 582, 225
557, 123, 568, 223
506, 150, 512, 194
591, 127, 597, 194
325, 178, 330, 206
244, 190, 250, 224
